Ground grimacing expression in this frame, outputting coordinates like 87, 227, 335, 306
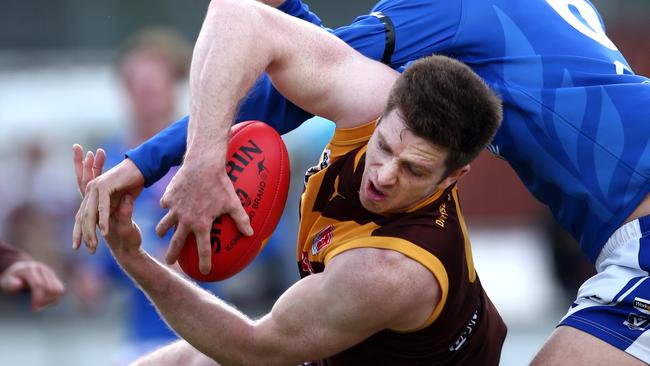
359, 111, 469, 214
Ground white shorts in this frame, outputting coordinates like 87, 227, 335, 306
559, 215, 650, 363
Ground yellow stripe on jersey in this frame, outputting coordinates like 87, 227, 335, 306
451, 187, 476, 283
405, 188, 445, 213
353, 145, 367, 171
298, 119, 376, 261
298, 166, 329, 260
326, 120, 377, 160
323, 236, 449, 332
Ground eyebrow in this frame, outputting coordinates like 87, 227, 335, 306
376, 131, 390, 150
377, 130, 435, 174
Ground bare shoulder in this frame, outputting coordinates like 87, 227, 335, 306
324, 248, 441, 331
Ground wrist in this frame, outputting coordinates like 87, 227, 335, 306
183, 148, 226, 173
120, 158, 145, 186
113, 247, 148, 270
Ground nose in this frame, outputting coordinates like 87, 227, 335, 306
375, 160, 398, 187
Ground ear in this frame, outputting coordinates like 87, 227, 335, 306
435, 164, 471, 190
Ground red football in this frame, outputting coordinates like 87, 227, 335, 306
178, 121, 290, 281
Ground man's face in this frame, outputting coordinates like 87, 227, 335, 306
360, 111, 464, 214
120, 50, 177, 127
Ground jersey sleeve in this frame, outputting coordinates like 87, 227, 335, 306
125, 74, 315, 187
371, 0, 462, 67
325, 120, 376, 162
277, 0, 323, 26
323, 236, 448, 331
126, 116, 188, 187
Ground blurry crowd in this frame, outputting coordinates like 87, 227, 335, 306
0, 26, 333, 364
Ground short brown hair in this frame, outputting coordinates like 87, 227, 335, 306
383, 55, 502, 175
116, 27, 192, 80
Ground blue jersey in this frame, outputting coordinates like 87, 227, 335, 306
126, 0, 650, 262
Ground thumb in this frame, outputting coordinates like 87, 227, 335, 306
1, 274, 25, 293
159, 191, 169, 209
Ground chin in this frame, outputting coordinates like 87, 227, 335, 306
360, 194, 386, 214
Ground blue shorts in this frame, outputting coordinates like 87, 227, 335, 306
559, 215, 650, 362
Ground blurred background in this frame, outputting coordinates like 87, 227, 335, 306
0, 0, 648, 364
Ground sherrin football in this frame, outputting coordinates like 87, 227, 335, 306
178, 121, 290, 282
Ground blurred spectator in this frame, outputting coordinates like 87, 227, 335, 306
0, 141, 75, 298
70, 26, 193, 362
0, 240, 65, 312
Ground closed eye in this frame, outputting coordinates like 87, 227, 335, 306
405, 164, 424, 177
378, 139, 391, 153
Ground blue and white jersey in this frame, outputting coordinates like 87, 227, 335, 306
127, 0, 650, 262
403, 0, 650, 262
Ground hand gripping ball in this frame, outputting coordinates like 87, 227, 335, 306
178, 121, 290, 281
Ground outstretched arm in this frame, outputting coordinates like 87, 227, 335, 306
121, 248, 437, 366
103, 194, 438, 365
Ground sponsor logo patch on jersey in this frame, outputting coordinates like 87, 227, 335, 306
486, 143, 504, 159
305, 149, 331, 183
624, 313, 650, 331
450, 306, 480, 351
634, 297, 650, 315
301, 251, 314, 274
312, 225, 334, 255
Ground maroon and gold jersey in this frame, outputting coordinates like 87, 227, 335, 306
297, 121, 506, 365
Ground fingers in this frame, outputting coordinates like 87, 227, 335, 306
81, 187, 100, 254
0, 273, 24, 293
97, 188, 111, 236
28, 265, 65, 312
156, 211, 177, 238
160, 192, 170, 209
195, 227, 213, 275
78, 149, 106, 253
75, 147, 106, 193
1, 262, 65, 312
73, 144, 85, 195
82, 151, 95, 195
159, 213, 214, 273
165, 224, 189, 266
230, 203, 254, 237
93, 148, 106, 177
72, 208, 83, 250
90, 149, 109, 235
72, 146, 103, 250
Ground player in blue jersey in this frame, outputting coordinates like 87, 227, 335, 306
74, 0, 650, 364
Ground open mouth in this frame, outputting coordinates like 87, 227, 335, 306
366, 180, 386, 201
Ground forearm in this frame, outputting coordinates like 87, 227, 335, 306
116, 250, 257, 365
126, 0, 401, 186
185, 0, 274, 169
194, 0, 392, 131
